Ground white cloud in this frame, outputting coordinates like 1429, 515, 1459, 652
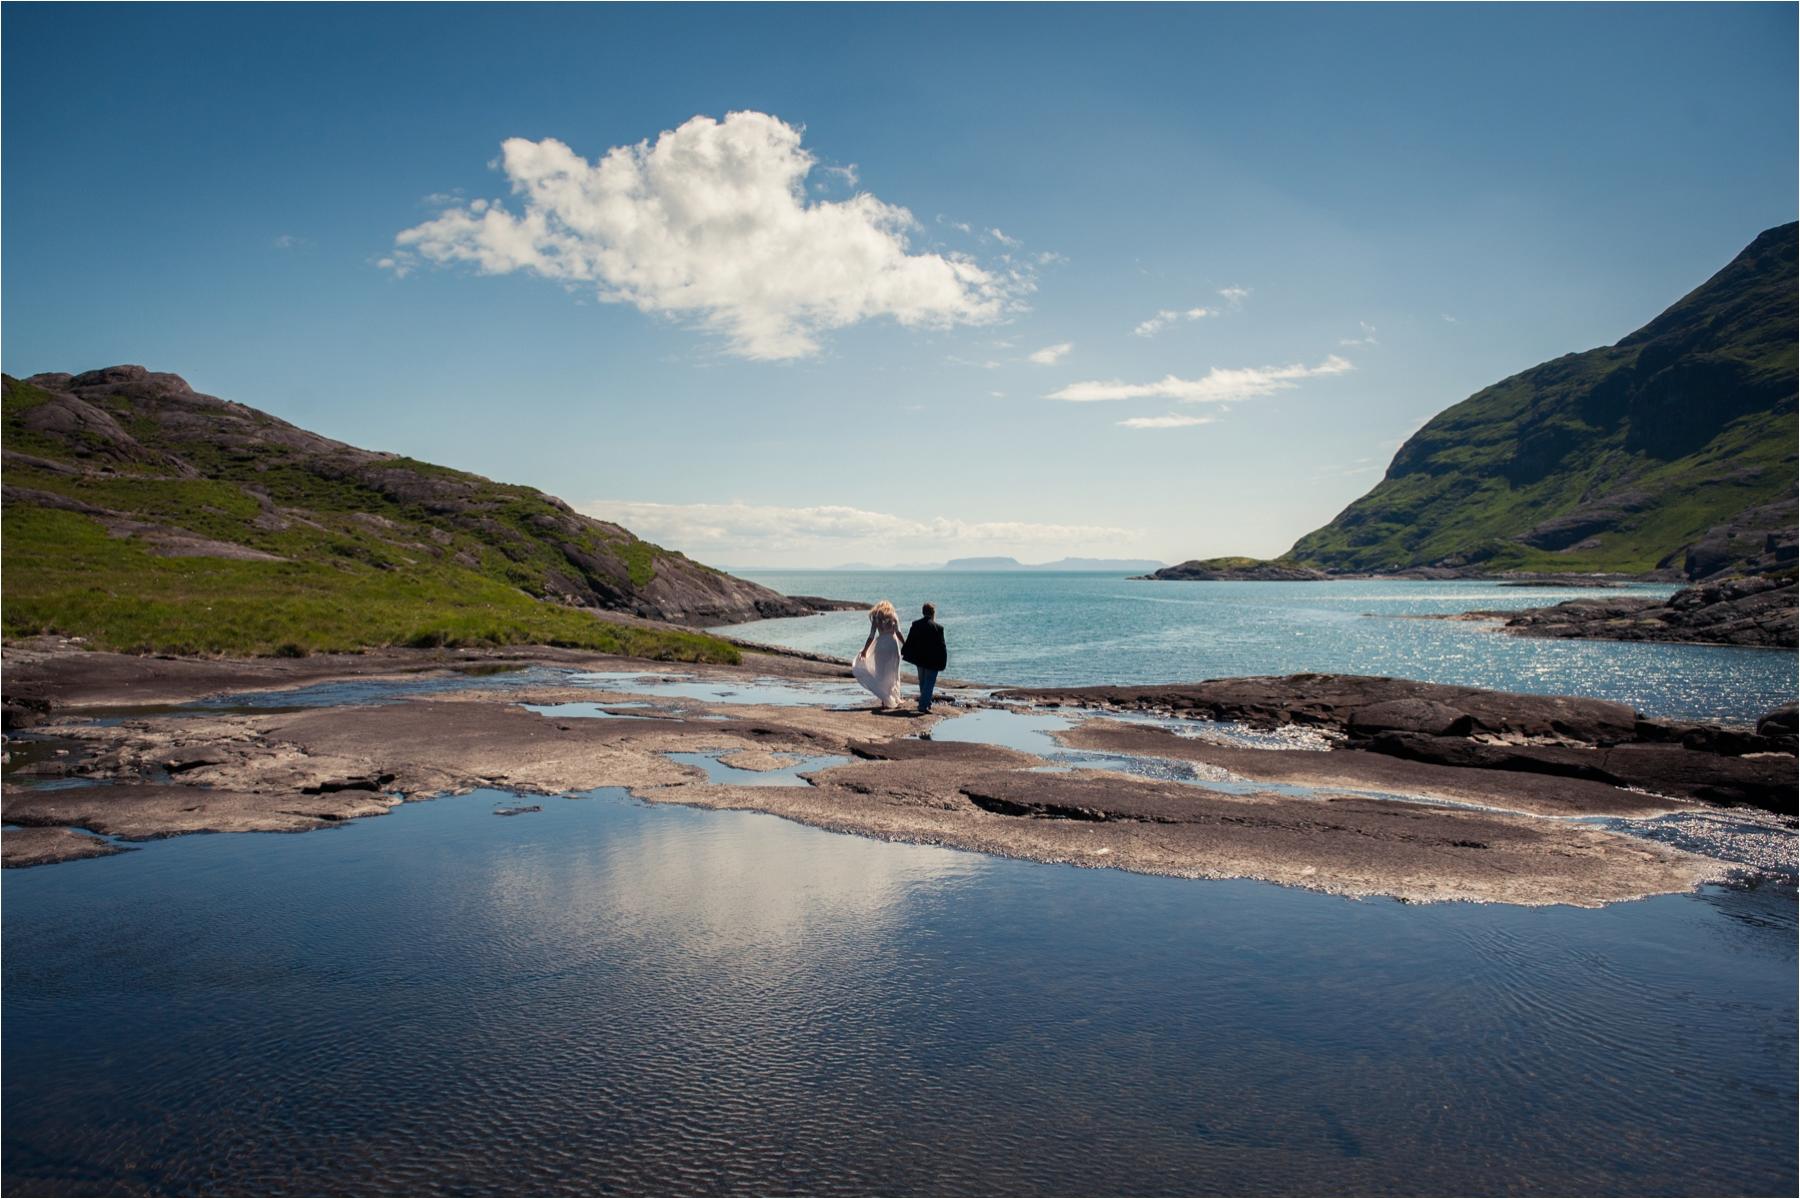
578, 499, 1137, 563
1339, 321, 1379, 347
387, 111, 1019, 360
1441, 313, 1458, 323
989, 227, 1020, 247
1312, 455, 1383, 479
273, 233, 306, 249
1218, 285, 1250, 306
1133, 306, 1214, 337
1027, 341, 1072, 365
1134, 310, 1178, 337
1047, 354, 1354, 404
1118, 413, 1216, 430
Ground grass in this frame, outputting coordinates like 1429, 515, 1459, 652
1, 370, 752, 662
2, 506, 739, 662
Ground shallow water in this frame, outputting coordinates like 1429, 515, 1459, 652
193, 666, 566, 710
4, 791, 1794, 1196
666, 749, 850, 787
569, 671, 877, 709
717, 573, 1796, 722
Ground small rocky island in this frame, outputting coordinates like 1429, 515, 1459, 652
1137, 558, 1328, 581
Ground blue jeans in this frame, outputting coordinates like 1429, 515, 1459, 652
916, 667, 939, 711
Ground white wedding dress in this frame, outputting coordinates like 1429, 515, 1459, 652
852, 623, 905, 708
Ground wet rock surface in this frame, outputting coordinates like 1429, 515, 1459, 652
0, 645, 1774, 904
1053, 721, 1688, 818
4, 782, 398, 841
1006, 674, 1798, 817
999, 674, 1645, 743
1, 826, 130, 868
1365, 732, 1797, 813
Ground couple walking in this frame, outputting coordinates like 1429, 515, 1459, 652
852, 601, 947, 713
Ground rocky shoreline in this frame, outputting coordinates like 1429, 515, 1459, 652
1449, 575, 1797, 650
5, 641, 1792, 906
1136, 560, 1658, 585
999, 675, 1797, 814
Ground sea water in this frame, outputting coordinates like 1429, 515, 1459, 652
718, 572, 1797, 722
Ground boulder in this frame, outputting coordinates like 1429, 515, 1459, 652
1757, 702, 1798, 738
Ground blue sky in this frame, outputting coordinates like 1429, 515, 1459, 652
5, 3, 1794, 567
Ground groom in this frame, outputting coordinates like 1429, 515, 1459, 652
900, 602, 948, 713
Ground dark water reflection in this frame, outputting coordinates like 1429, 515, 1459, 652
4, 793, 1795, 1196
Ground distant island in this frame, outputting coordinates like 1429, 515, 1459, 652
941, 556, 1167, 572
1152, 222, 1798, 586
789, 557, 1168, 573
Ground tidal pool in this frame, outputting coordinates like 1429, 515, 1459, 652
3, 789, 1794, 1196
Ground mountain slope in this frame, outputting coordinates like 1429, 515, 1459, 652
1289, 223, 1798, 578
2, 366, 816, 658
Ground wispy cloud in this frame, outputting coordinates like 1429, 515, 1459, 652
1312, 455, 1383, 479
1217, 285, 1250, 307
1027, 341, 1073, 365
1118, 413, 1216, 430
386, 111, 1024, 360
273, 233, 307, 250
577, 499, 1136, 561
1133, 307, 1214, 337
1047, 354, 1354, 404
1338, 321, 1378, 347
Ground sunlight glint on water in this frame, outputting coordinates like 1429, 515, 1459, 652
718, 573, 1795, 721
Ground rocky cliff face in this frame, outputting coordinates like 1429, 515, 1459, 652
4, 366, 816, 630
1287, 223, 1798, 579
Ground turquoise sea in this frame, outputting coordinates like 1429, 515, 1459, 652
720, 572, 1797, 723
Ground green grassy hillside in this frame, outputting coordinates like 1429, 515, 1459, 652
1288, 223, 1798, 577
0, 368, 795, 660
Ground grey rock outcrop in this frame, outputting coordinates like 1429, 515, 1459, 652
1476, 575, 1796, 648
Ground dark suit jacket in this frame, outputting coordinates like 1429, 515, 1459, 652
901, 618, 947, 671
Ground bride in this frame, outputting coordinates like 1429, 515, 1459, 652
851, 600, 905, 710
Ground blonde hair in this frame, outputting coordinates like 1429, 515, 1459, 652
870, 600, 898, 630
